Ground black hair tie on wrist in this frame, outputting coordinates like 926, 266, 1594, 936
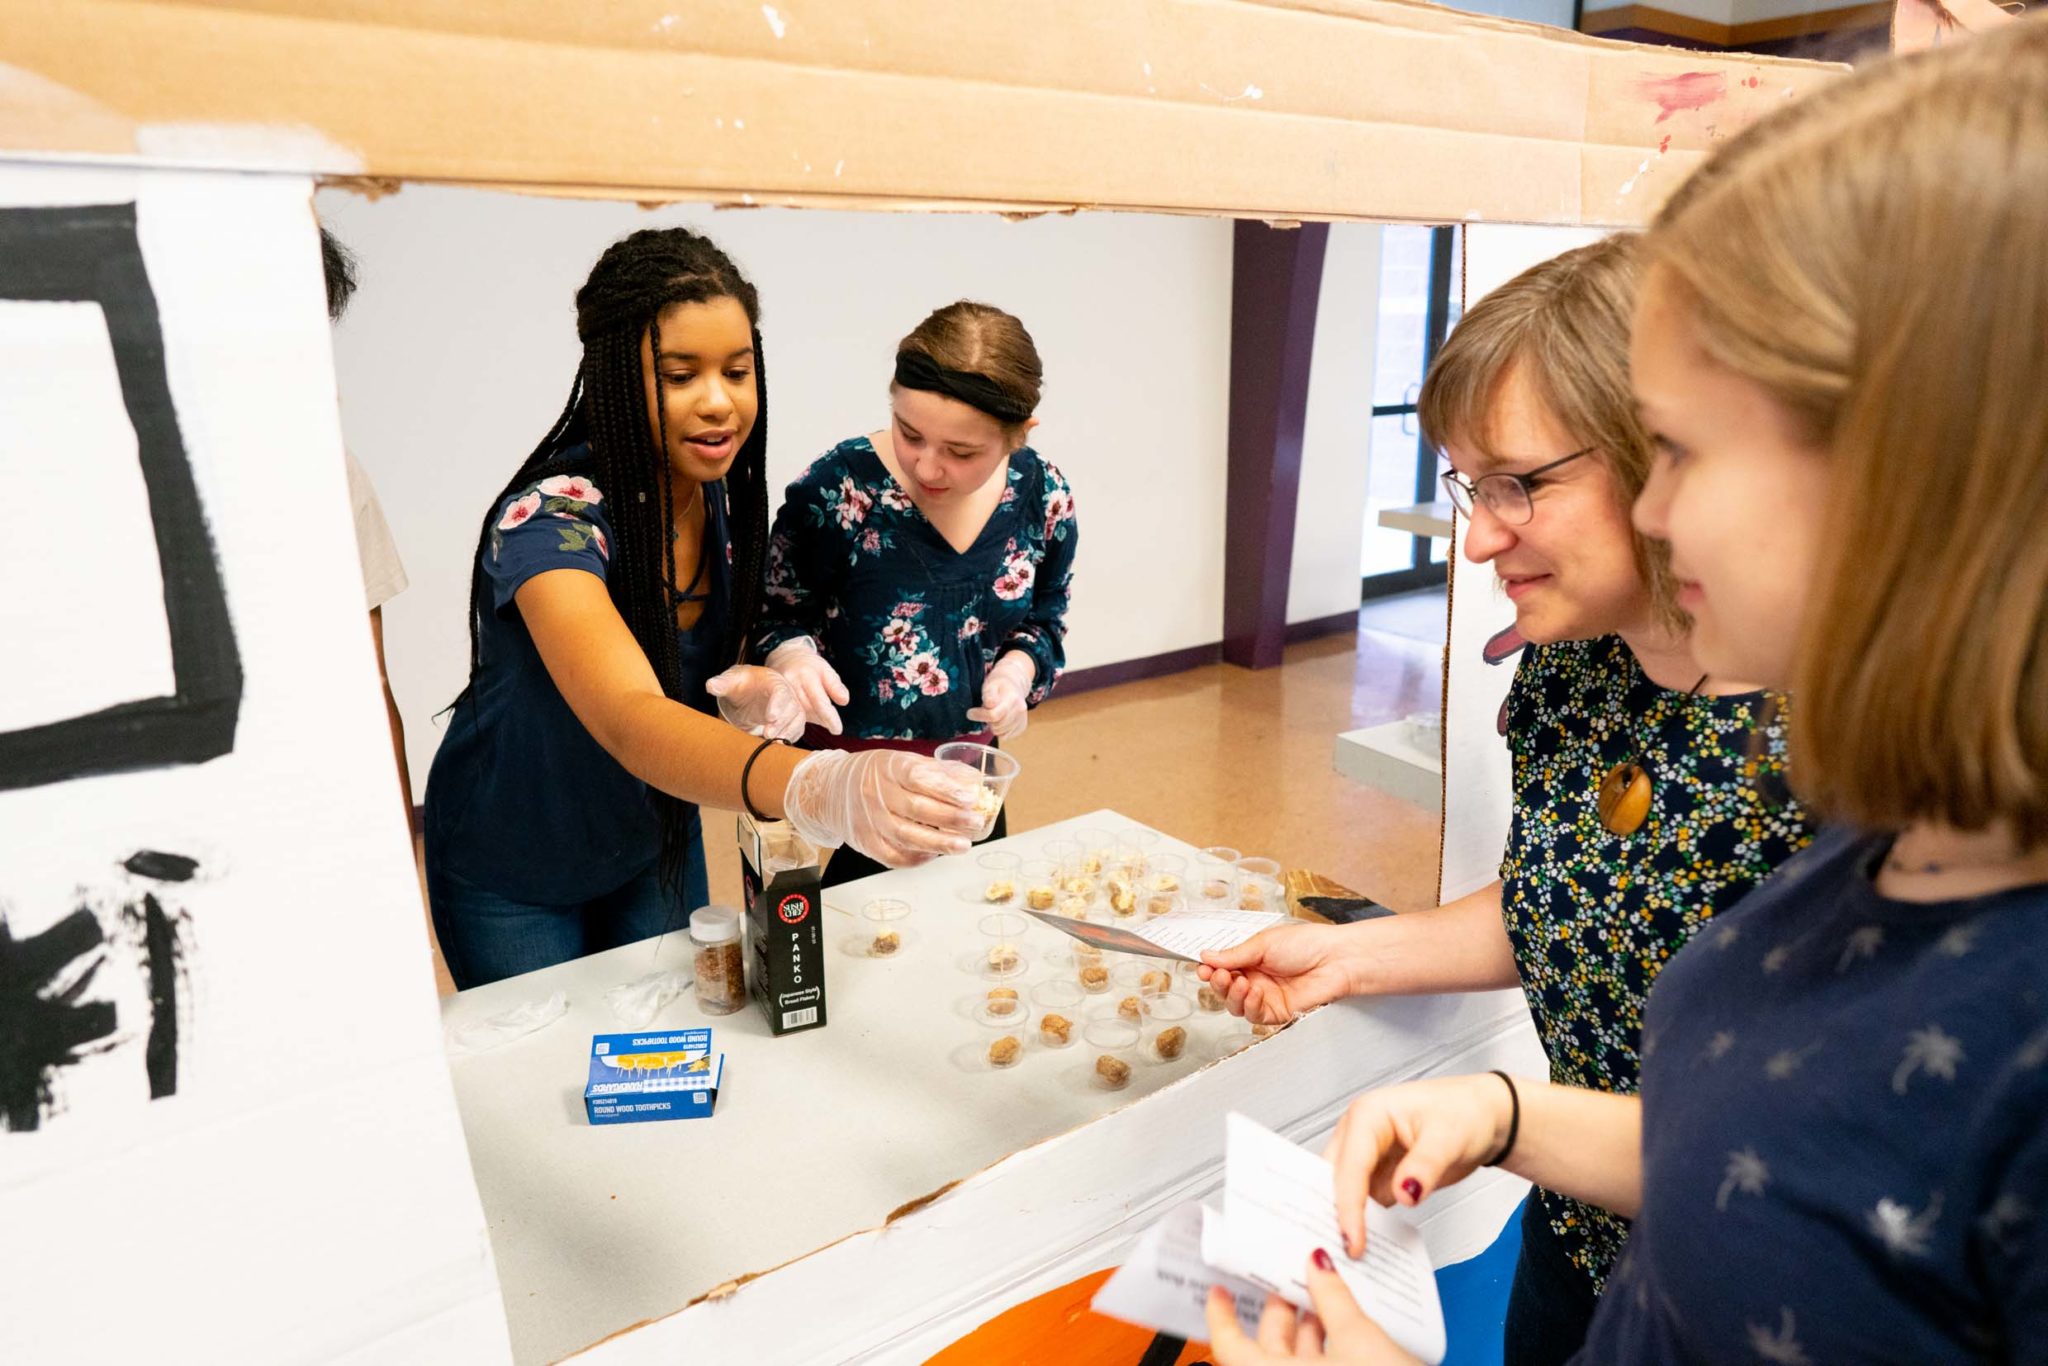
740, 738, 786, 823
892, 349, 1034, 425
1483, 1070, 1521, 1168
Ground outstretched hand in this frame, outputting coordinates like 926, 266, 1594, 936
1198, 923, 1360, 1024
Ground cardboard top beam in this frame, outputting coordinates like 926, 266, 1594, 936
2, 0, 1843, 226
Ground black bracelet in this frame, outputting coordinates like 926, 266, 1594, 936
740, 738, 786, 823
1483, 1070, 1521, 1168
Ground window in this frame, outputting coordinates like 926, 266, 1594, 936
1360, 225, 1462, 598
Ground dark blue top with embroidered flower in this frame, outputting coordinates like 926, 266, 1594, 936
1580, 826, 2048, 1363
752, 436, 1077, 740
424, 455, 730, 904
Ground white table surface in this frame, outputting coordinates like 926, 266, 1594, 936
441, 811, 1295, 1365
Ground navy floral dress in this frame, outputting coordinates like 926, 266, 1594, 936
1499, 635, 1813, 1294
752, 435, 1077, 740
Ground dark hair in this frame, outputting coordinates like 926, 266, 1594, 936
320, 227, 358, 321
453, 227, 769, 891
895, 301, 1042, 429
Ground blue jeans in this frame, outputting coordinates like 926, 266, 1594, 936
1503, 1196, 1602, 1366
426, 812, 708, 991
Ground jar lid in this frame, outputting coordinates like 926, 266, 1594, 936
689, 905, 742, 944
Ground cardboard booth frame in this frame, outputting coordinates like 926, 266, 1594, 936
3, 2, 1850, 1360
5, 0, 1841, 226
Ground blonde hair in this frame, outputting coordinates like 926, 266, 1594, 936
1645, 18, 2048, 844
1417, 234, 1680, 626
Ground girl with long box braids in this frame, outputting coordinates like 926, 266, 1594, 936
1203, 20, 2048, 1366
754, 301, 1078, 888
423, 228, 979, 989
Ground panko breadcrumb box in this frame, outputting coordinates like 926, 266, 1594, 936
738, 815, 828, 1036
583, 1029, 723, 1125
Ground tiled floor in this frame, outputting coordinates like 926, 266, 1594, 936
421, 601, 1450, 997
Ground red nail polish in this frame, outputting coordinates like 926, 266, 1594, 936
1311, 1247, 1335, 1273
1401, 1177, 1423, 1202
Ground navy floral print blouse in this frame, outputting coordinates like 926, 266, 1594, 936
1499, 635, 1813, 1292
753, 435, 1077, 741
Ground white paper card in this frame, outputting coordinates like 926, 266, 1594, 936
1138, 909, 1292, 959
1204, 1113, 1446, 1364
1090, 1203, 1267, 1343
1024, 907, 1290, 962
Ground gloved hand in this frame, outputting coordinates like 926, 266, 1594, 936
782, 748, 984, 866
705, 665, 807, 741
966, 651, 1036, 739
764, 637, 851, 736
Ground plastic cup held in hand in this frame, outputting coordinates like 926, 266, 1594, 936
935, 741, 1020, 841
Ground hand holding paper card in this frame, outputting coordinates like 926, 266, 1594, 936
1091, 1115, 1445, 1363
1204, 1114, 1446, 1364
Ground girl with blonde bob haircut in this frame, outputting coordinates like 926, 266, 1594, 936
1202, 233, 1812, 1364
1205, 20, 2048, 1366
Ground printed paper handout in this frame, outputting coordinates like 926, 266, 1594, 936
1093, 1113, 1446, 1364
1025, 907, 1289, 962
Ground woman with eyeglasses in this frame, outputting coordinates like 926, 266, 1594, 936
1198, 234, 1815, 1365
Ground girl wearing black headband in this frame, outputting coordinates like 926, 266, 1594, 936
755, 301, 1079, 886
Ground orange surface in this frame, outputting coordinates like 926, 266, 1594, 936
926, 1267, 1212, 1366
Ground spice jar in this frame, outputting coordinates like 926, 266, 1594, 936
690, 906, 745, 1016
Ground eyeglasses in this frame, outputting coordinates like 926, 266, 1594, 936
1440, 447, 1595, 526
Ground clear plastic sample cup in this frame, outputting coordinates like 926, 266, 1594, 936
862, 897, 912, 958
979, 910, 1029, 980
982, 983, 1028, 1021
1084, 1015, 1141, 1090
1111, 958, 1178, 999
1237, 874, 1285, 915
1145, 853, 1188, 897
974, 850, 1022, 907
1043, 837, 1085, 880
1031, 979, 1084, 1050
1144, 888, 1186, 920
1105, 959, 1175, 1027
1195, 847, 1241, 905
1114, 830, 1160, 882
1234, 855, 1283, 884
1101, 871, 1141, 919
1143, 993, 1196, 1062
1075, 827, 1116, 877
1075, 951, 1112, 994
936, 741, 1021, 841
1019, 857, 1060, 913
976, 992, 1028, 1069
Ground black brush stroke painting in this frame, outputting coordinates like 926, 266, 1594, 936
0, 909, 118, 1132
0, 202, 241, 790
0, 851, 197, 1133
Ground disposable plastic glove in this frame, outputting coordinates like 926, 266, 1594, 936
966, 651, 1036, 739
764, 637, 851, 736
783, 748, 983, 866
705, 664, 807, 741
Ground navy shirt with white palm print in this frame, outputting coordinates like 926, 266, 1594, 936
1580, 825, 2048, 1363
753, 436, 1077, 741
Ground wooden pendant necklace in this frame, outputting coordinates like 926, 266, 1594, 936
1597, 671, 1708, 837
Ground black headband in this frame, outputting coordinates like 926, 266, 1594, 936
893, 350, 1034, 425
